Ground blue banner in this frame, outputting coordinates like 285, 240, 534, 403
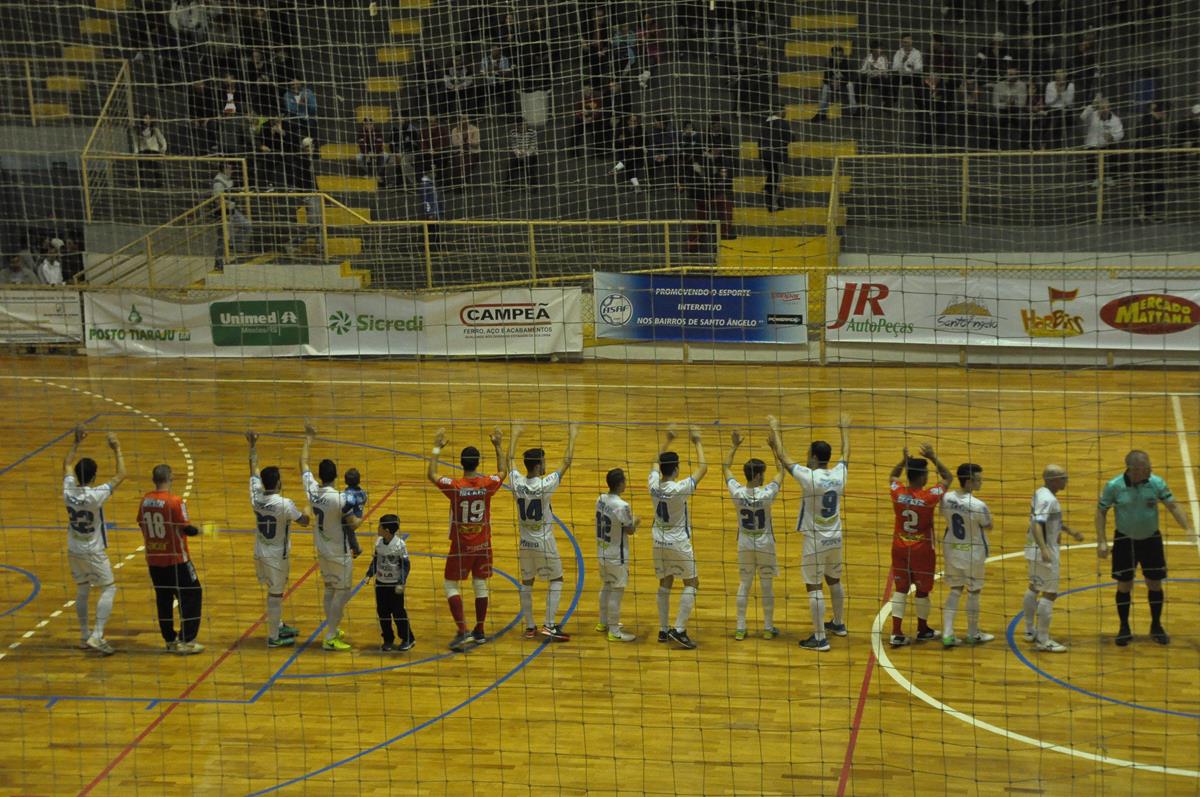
593, 273, 808, 344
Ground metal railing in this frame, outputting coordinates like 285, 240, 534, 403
0, 57, 126, 127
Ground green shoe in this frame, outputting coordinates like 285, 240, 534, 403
333, 627, 346, 641
942, 635, 959, 648
278, 624, 299, 639
322, 637, 351, 652
594, 622, 608, 633
762, 627, 780, 640
268, 636, 296, 648
734, 628, 747, 641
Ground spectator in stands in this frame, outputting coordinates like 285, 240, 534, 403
645, 117, 673, 182
421, 115, 449, 181
442, 54, 474, 117
251, 117, 287, 189
357, 117, 391, 186
212, 162, 250, 268
479, 46, 514, 116
992, 67, 1029, 149
218, 73, 246, 154
450, 116, 481, 187
1138, 100, 1170, 224
186, 80, 217, 155
572, 86, 602, 153
814, 45, 857, 122
706, 114, 733, 172
168, 0, 209, 81
760, 109, 790, 212
1070, 34, 1100, 104
506, 121, 540, 188
582, 7, 610, 85
975, 32, 1012, 89
891, 34, 924, 109
1, 255, 39, 285
609, 115, 648, 189
859, 42, 891, 110
1080, 98, 1123, 188
685, 159, 733, 253
737, 37, 774, 116
243, 49, 278, 116
612, 24, 638, 77
133, 114, 168, 187
390, 116, 419, 188
637, 13, 664, 79
420, 169, 442, 246
283, 80, 317, 141
924, 74, 958, 148
35, 239, 65, 286
1041, 68, 1075, 148
926, 33, 960, 98
241, 5, 279, 53
674, 120, 702, 187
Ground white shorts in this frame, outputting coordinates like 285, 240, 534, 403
943, 557, 986, 591
737, 546, 779, 579
318, 554, 354, 590
653, 541, 697, 580
255, 556, 290, 594
801, 534, 842, 584
518, 537, 563, 581
598, 560, 629, 589
1027, 557, 1060, 594
69, 552, 115, 587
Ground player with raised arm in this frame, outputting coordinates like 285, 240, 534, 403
301, 422, 362, 652
887, 443, 952, 647
61, 426, 126, 655
1023, 464, 1083, 652
940, 463, 996, 647
768, 413, 851, 652
596, 468, 639, 642
722, 431, 783, 642
247, 431, 311, 648
649, 425, 708, 650
428, 427, 506, 652
509, 422, 580, 642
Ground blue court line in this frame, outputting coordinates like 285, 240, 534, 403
244, 515, 585, 796
0, 414, 100, 477
0, 564, 40, 619
1006, 577, 1200, 720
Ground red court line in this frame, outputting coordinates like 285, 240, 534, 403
78, 482, 402, 796
836, 567, 894, 797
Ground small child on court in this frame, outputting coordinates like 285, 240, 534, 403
366, 513, 415, 651
343, 468, 366, 556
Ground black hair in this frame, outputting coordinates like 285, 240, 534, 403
606, 467, 626, 492
906, 457, 928, 482
810, 440, 833, 466
75, 457, 97, 485
461, 446, 481, 471
152, 463, 172, 485
261, 466, 281, 491
956, 463, 982, 486
318, 458, 337, 484
743, 458, 767, 482
523, 448, 546, 472
379, 513, 400, 534
659, 451, 680, 479
345, 467, 361, 487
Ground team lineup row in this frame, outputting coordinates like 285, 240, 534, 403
59, 419, 1193, 656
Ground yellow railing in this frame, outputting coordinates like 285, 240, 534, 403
0, 57, 126, 127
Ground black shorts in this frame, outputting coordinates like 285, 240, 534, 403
1111, 531, 1166, 582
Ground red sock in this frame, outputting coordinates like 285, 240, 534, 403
917, 617, 930, 632
474, 596, 488, 631
448, 594, 466, 633
891, 616, 903, 635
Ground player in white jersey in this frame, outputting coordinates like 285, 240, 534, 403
721, 431, 783, 641
61, 426, 126, 655
768, 413, 851, 653
939, 463, 996, 647
507, 423, 579, 642
649, 426, 707, 649
247, 431, 311, 648
301, 423, 362, 652
1023, 464, 1083, 652
595, 468, 639, 643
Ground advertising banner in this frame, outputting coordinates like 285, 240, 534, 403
825, 275, 1200, 350
0, 289, 83, 343
592, 272, 808, 344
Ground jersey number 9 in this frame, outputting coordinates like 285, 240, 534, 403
821, 490, 839, 519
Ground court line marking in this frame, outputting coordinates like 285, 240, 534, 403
245, 515, 586, 795
2, 374, 1198, 397
1005, 578, 1200, 720
837, 565, 894, 797
0, 565, 41, 619
871, 542, 1200, 779
1169, 395, 1200, 556
0, 416, 100, 478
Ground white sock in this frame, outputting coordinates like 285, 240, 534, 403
267, 594, 283, 638
545, 581, 563, 627
93, 584, 115, 638
75, 584, 91, 640
1023, 589, 1039, 635
322, 585, 334, 621
608, 588, 624, 628
829, 581, 844, 625
809, 590, 826, 640
914, 594, 931, 621
519, 584, 534, 629
325, 588, 349, 641
761, 577, 775, 630
598, 587, 610, 626
657, 586, 670, 632
675, 586, 696, 632
735, 575, 752, 630
943, 589, 962, 639
966, 591, 981, 638
1036, 597, 1054, 643
890, 591, 907, 623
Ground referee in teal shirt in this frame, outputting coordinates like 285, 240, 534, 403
1096, 450, 1194, 647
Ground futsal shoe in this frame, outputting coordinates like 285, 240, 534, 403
657, 630, 670, 643
915, 627, 939, 642
889, 634, 911, 647
321, 637, 351, 652
78, 638, 92, 651
267, 636, 295, 648
824, 621, 848, 637
333, 628, 346, 641
1150, 626, 1170, 645
1115, 626, 1133, 647
164, 640, 178, 653
1023, 629, 1036, 643
594, 622, 608, 633
175, 641, 205, 655
449, 631, 475, 652
1035, 638, 1068, 653
397, 639, 416, 652
607, 627, 636, 643
942, 635, 959, 648
540, 624, 570, 642
762, 627, 781, 640
799, 635, 831, 652
471, 629, 488, 645
734, 629, 747, 641
380, 642, 395, 652
522, 627, 538, 640
86, 636, 116, 656
278, 624, 299, 639
667, 628, 697, 649
964, 632, 995, 645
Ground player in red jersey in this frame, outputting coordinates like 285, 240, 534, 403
427, 427, 507, 652
887, 443, 952, 647
137, 463, 205, 655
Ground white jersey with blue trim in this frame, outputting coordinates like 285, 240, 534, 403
63, 474, 114, 555
250, 475, 303, 560
303, 471, 353, 558
648, 470, 696, 545
509, 470, 562, 544
940, 490, 993, 565
790, 462, 847, 541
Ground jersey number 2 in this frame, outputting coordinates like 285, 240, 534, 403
901, 509, 921, 533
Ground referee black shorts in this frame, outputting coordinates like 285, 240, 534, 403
1111, 530, 1167, 582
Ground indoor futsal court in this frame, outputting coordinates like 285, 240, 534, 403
0, 356, 1197, 795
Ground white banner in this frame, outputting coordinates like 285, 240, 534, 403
825, 275, 1200, 350
0, 289, 83, 343
83, 288, 582, 357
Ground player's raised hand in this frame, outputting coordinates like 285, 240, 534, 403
567, 421, 581, 439
730, 430, 743, 449
918, 442, 936, 459
245, 430, 259, 446
105, 433, 120, 450
839, 413, 852, 428
488, 427, 503, 447
766, 414, 781, 432
688, 425, 703, 444
432, 428, 447, 449
663, 425, 677, 443
303, 420, 317, 439
766, 430, 779, 450
902, 446, 910, 460
73, 425, 88, 445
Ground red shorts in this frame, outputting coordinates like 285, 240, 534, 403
444, 538, 493, 581
891, 543, 936, 594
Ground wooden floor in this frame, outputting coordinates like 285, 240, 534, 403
0, 355, 1198, 796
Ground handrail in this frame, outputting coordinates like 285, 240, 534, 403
835, 146, 1200, 161
79, 60, 129, 157
78, 196, 221, 285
